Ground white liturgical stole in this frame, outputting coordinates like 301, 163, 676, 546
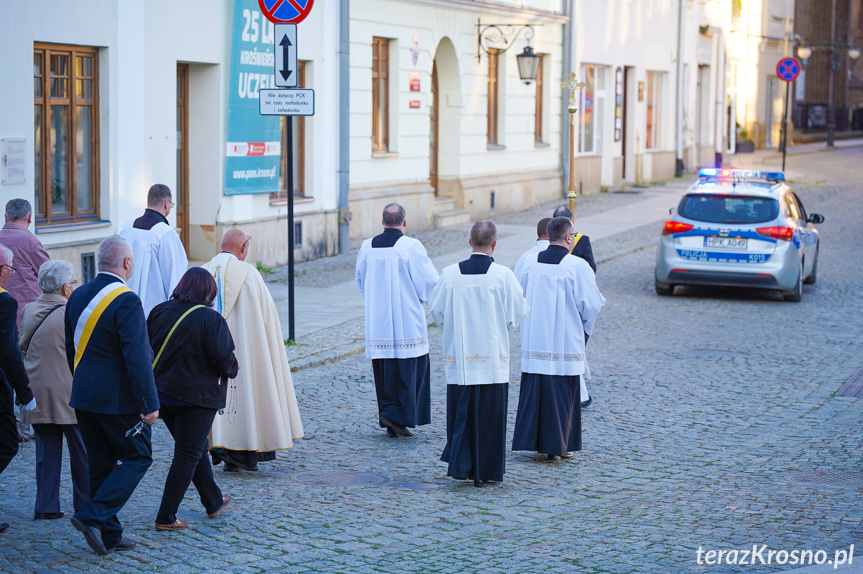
429, 260, 529, 386
518, 253, 605, 376
356, 235, 439, 359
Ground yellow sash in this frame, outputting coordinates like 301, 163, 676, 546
573, 233, 583, 247
73, 285, 132, 371
0, 287, 7, 294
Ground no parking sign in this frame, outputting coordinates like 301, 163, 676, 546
258, 0, 314, 24
776, 57, 801, 82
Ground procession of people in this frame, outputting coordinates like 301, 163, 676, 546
0, 193, 604, 553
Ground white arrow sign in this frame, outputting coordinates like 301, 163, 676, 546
274, 24, 298, 88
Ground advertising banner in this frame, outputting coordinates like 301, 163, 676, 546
225, 0, 282, 195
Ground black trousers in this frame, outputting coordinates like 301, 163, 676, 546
33, 423, 89, 514
0, 385, 19, 476
157, 406, 223, 525
74, 410, 152, 549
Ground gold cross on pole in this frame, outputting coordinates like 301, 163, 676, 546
560, 72, 585, 218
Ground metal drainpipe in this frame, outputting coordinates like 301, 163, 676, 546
338, 0, 350, 254
560, 0, 573, 196
676, 0, 685, 175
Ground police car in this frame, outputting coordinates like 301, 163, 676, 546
654, 168, 824, 302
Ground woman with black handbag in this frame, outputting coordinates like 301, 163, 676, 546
147, 267, 238, 531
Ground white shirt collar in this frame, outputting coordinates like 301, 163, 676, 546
99, 271, 127, 285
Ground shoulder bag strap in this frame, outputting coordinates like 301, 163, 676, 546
152, 305, 205, 369
22, 304, 64, 357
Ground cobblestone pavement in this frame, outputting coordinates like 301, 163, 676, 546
1, 148, 862, 573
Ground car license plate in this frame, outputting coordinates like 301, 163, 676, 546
704, 236, 748, 249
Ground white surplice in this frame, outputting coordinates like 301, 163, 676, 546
428, 258, 529, 386
513, 239, 550, 278
518, 252, 606, 376
355, 235, 439, 359
203, 252, 303, 452
119, 221, 188, 316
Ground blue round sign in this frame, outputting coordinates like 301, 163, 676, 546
776, 57, 801, 82
259, 0, 314, 24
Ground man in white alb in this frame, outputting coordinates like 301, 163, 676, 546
513, 217, 551, 279
429, 221, 529, 487
119, 184, 188, 316
355, 203, 439, 438
513, 217, 605, 461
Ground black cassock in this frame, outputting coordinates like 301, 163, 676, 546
439, 254, 509, 483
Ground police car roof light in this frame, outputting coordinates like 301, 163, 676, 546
698, 168, 785, 182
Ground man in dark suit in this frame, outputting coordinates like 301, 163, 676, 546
553, 205, 596, 273
64, 237, 159, 555
0, 244, 37, 533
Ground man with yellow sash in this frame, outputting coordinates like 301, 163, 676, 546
203, 229, 303, 472
0, 244, 37, 533
64, 237, 159, 555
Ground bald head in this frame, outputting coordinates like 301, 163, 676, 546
222, 228, 250, 261
469, 220, 497, 255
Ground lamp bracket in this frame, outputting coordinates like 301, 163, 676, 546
476, 18, 540, 62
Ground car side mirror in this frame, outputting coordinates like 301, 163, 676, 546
808, 213, 824, 224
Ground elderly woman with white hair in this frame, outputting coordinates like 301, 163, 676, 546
19, 260, 89, 520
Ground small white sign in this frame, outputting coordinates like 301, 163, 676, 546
274, 24, 298, 88
259, 88, 316, 116
1, 138, 26, 185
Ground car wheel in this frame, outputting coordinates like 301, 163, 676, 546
803, 244, 818, 285
655, 281, 674, 296
784, 262, 803, 302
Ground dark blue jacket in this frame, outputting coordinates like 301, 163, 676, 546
572, 234, 597, 273
0, 291, 33, 405
64, 273, 159, 415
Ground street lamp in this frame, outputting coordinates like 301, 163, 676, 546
850, 41, 861, 62
476, 19, 542, 85
796, 41, 812, 63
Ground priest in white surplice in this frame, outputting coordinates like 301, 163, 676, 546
429, 221, 529, 487
119, 184, 188, 316
203, 229, 303, 471
513, 217, 605, 461
355, 203, 439, 438
513, 217, 551, 279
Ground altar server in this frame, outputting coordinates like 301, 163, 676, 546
429, 221, 528, 486
355, 203, 439, 438
119, 184, 188, 316
513, 217, 551, 278
513, 217, 605, 461
203, 229, 303, 472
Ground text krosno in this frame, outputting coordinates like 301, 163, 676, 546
696, 544, 854, 568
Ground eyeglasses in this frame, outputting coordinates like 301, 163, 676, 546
565, 233, 576, 240
66, 279, 78, 286
167, 200, 175, 208
243, 235, 252, 247
0, 265, 17, 274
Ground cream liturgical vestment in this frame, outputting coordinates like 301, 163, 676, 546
120, 215, 188, 317
428, 258, 529, 386
203, 252, 303, 452
518, 252, 605, 376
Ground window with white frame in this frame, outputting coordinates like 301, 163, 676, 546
578, 64, 605, 154
646, 71, 664, 149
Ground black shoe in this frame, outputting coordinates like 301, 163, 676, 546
110, 538, 136, 553
71, 516, 108, 556
581, 396, 593, 409
223, 463, 240, 473
34, 512, 65, 520
473, 479, 484, 488
546, 454, 563, 461
0, 522, 8, 533
379, 416, 412, 437
386, 427, 398, 438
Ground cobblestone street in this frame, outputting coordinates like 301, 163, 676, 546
1, 146, 862, 573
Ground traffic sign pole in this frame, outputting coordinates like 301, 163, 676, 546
775, 57, 801, 173
286, 115, 295, 342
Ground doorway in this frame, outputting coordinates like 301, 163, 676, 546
429, 38, 461, 197
176, 64, 190, 254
